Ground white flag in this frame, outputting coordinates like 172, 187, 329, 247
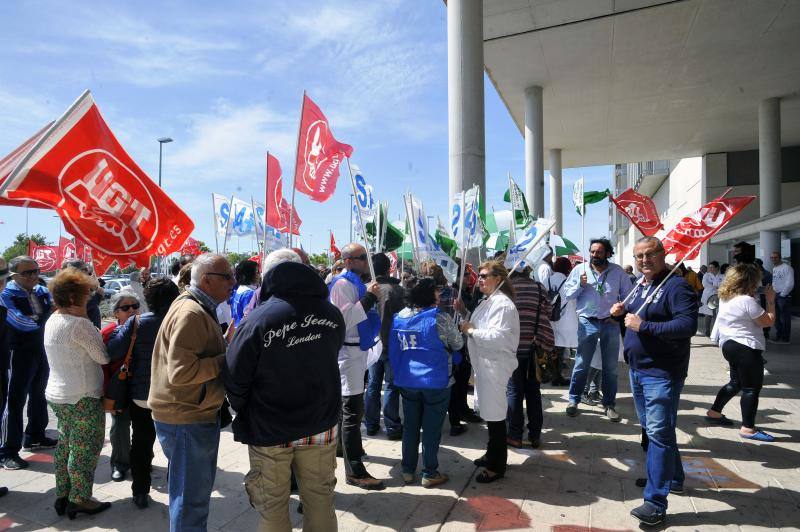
212, 194, 231, 236
409, 194, 432, 262
573, 177, 585, 216
464, 185, 482, 249
504, 218, 556, 270
450, 191, 465, 249
263, 226, 285, 251
229, 197, 257, 236
351, 164, 377, 224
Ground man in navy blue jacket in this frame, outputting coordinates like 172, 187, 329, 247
224, 260, 345, 531
611, 236, 698, 526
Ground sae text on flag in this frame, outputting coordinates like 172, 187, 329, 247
462, 186, 482, 248
572, 177, 584, 215
0, 90, 194, 274
409, 194, 433, 261
213, 194, 231, 236
504, 218, 556, 270
352, 164, 376, 224
228, 197, 258, 236
450, 191, 465, 250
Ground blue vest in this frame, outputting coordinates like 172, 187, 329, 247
389, 307, 450, 389
328, 271, 381, 351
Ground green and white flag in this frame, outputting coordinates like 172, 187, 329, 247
435, 217, 458, 258
502, 176, 531, 227
572, 177, 585, 215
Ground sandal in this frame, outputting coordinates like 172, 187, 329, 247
475, 469, 504, 483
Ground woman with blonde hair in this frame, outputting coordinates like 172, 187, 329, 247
455, 260, 520, 482
707, 263, 776, 442
44, 269, 111, 518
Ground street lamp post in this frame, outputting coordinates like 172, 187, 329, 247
157, 137, 173, 188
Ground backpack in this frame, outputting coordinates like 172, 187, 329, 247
547, 277, 567, 322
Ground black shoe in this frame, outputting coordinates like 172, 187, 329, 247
345, 474, 385, 491
449, 424, 467, 436
550, 376, 570, 387
66, 500, 112, 520
0, 487, 8, 498
297, 502, 304, 514
529, 438, 540, 449
54, 496, 68, 515
132, 494, 149, 509
462, 411, 484, 423
22, 436, 58, 451
475, 469, 504, 483
630, 501, 665, 526
566, 403, 578, 417
635, 477, 647, 488
0, 455, 29, 470
365, 428, 379, 436
473, 455, 488, 467
386, 431, 403, 441
111, 466, 126, 482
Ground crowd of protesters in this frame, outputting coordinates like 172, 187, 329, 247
0, 233, 794, 529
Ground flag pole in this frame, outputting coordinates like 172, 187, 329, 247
222, 194, 234, 255
346, 158, 376, 281
288, 92, 306, 248
211, 193, 219, 254
264, 150, 271, 255
250, 195, 263, 256
484, 219, 555, 302
457, 191, 468, 298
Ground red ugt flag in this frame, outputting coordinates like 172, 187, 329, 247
265, 153, 301, 235
293, 93, 353, 202
663, 195, 755, 261
0, 90, 194, 274
0, 123, 53, 210
330, 231, 340, 259
610, 188, 664, 237
27, 242, 61, 273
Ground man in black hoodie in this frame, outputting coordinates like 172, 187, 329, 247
224, 261, 345, 531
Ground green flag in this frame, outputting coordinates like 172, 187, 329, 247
366, 204, 404, 252
435, 218, 458, 258
502, 178, 531, 227
576, 189, 611, 215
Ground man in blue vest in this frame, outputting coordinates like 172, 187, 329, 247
329, 243, 384, 490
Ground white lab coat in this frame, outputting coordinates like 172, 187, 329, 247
466, 292, 520, 421
548, 272, 578, 348
699, 272, 722, 316
329, 272, 369, 396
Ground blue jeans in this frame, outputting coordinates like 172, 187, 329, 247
399, 387, 450, 478
155, 420, 221, 532
505, 357, 543, 441
630, 370, 685, 512
364, 358, 402, 434
568, 318, 621, 407
775, 295, 792, 341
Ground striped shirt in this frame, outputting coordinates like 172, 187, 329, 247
509, 275, 555, 355
278, 424, 338, 448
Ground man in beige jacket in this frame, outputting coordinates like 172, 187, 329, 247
149, 253, 234, 532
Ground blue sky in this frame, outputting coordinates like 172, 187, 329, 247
0, 0, 611, 257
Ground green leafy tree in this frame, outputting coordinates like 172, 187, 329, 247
195, 240, 212, 253
226, 252, 251, 267
3, 233, 47, 262
309, 253, 329, 267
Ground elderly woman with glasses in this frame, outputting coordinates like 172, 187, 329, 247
101, 291, 142, 484
43, 268, 111, 519
455, 260, 520, 483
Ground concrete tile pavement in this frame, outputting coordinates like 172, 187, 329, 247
0, 333, 798, 531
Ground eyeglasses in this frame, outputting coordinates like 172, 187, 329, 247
633, 250, 664, 261
116, 303, 140, 312
16, 269, 40, 277
346, 254, 368, 262
205, 272, 234, 281
478, 273, 495, 280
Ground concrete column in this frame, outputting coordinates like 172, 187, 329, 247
448, 0, 484, 215
525, 86, 545, 217
759, 97, 781, 261
549, 148, 563, 234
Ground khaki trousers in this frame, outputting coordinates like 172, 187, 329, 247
245, 442, 337, 532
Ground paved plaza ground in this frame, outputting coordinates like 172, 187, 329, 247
0, 331, 798, 531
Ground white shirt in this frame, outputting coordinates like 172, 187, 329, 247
329, 271, 369, 396
466, 292, 520, 421
535, 261, 552, 286
547, 272, 578, 348
771, 263, 795, 297
711, 295, 766, 351
44, 314, 109, 404
699, 272, 722, 315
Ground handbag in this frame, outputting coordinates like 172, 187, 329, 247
531, 284, 556, 383
103, 315, 139, 413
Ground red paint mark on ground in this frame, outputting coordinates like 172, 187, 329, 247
552, 526, 634, 532
682, 456, 760, 489
467, 496, 531, 531
0, 517, 17, 531
23, 452, 54, 463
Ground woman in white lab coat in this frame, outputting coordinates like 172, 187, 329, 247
456, 260, 520, 483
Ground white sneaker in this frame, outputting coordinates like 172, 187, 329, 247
605, 407, 621, 422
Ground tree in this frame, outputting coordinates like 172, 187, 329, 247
309, 253, 329, 267
226, 252, 251, 267
195, 240, 212, 253
2, 233, 47, 262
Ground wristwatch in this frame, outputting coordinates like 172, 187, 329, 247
467, 328, 475, 337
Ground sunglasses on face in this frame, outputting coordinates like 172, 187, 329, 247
17, 269, 40, 278
478, 273, 494, 280
205, 272, 234, 281
116, 303, 140, 312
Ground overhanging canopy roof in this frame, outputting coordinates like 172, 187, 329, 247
483, 0, 800, 168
